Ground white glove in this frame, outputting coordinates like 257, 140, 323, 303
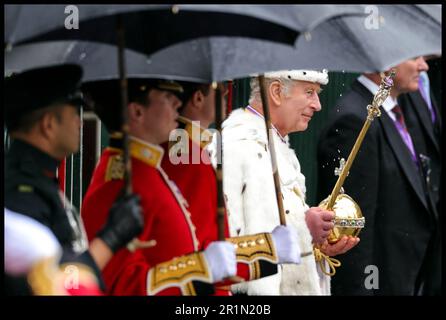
203, 241, 236, 282
4, 208, 62, 276
271, 225, 301, 264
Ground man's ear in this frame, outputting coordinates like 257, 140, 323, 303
191, 90, 204, 110
269, 81, 282, 106
128, 102, 143, 122
39, 112, 55, 139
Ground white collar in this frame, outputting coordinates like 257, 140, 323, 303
357, 75, 398, 121
245, 105, 288, 143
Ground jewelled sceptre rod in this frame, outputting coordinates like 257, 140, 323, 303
325, 70, 396, 210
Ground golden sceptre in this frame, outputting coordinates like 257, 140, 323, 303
319, 69, 396, 244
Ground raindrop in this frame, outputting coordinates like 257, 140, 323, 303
146, 59, 152, 65
342, 70, 345, 73
322, 165, 325, 169
335, 129, 339, 133
337, 149, 340, 154
304, 31, 312, 41
339, 93, 343, 97
79, 52, 87, 61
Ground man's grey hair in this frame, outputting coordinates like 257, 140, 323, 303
248, 76, 296, 105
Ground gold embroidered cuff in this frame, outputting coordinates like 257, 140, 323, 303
226, 233, 278, 264
28, 259, 98, 295
147, 252, 212, 295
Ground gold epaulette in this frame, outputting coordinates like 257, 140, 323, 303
105, 137, 164, 181
180, 116, 214, 149
226, 233, 278, 264
147, 252, 212, 296
105, 153, 125, 181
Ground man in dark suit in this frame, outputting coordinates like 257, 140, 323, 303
397, 69, 442, 295
317, 56, 440, 295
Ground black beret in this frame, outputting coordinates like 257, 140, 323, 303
82, 78, 184, 133
4, 64, 84, 131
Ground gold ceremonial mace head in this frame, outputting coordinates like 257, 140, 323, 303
318, 69, 396, 244
318, 158, 364, 243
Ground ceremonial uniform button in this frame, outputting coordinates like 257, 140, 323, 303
169, 265, 178, 271
248, 240, 256, 247
256, 238, 265, 245
159, 267, 168, 273
178, 262, 186, 269
187, 259, 196, 266
143, 149, 151, 158
239, 241, 248, 248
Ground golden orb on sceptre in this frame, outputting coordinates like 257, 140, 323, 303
319, 192, 364, 244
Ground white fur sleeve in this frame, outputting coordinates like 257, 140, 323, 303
222, 139, 247, 237
223, 138, 280, 237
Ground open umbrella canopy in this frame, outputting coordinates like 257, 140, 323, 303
3, 37, 349, 83
5, 5, 441, 82
5, 4, 442, 83
4, 4, 366, 56
293, 4, 442, 72
415, 4, 442, 25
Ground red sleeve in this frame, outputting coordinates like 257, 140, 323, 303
106, 249, 183, 295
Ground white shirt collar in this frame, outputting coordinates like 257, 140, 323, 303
357, 75, 398, 121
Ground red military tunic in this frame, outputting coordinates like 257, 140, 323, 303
161, 117, 278, 295
82, 135, 213, 295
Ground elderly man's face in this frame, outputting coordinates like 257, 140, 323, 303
277, 80, 322, 133
393, 56, 429, 93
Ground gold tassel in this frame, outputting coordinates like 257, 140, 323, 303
313, 247, 341, 276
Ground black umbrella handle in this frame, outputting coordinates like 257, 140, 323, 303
258, 75, 286, 226
214, 82, 226, 241
116, 14, 132, 196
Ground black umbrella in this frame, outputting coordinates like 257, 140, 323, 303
7, 4, 440, 82
293, 4, 442, 72
5, 4, 367, 53
140, 5, 441, 76
415, 4, 441, 26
